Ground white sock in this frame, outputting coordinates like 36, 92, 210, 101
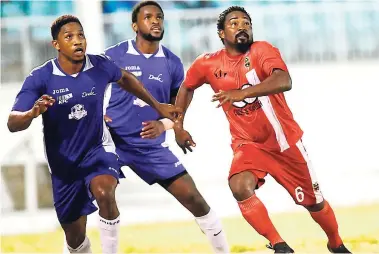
98, 214, 120, 254
64, 235, 92, 253
195, 209, 230, 253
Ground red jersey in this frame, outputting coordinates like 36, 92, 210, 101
183, 41, 303, 152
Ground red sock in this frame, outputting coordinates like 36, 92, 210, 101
310, 200, 343, 248
238, 195, 283, 246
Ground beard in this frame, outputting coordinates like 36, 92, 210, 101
235, 41, 253, 53
234, 32, 253, 53
140, 30, 165, 42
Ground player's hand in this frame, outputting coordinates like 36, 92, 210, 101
156, 103, 182, 121
29, 95, 55, 118
212, 89, 246, 109
140, 121, 165, 139
104, 115, 112, 123
175, 129, 196, 154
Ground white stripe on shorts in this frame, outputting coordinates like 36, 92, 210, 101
296, 140, 324, 204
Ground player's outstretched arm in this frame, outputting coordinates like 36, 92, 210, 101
172, 54, 206, 153
173, 85, 196, 154
173, 85, 194, 130
212, 69, 291, 107
7, 95, 55, 132
116, 69, 182, 121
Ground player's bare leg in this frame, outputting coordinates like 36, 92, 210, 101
159, 172, 230, 253
229, 171, 294, 253
303, 201, 351, 253
90, 175, 120, 254
62, 216, 92, 253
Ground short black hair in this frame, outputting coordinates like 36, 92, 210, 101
217, 6, 251, 31
131, 1, 164, 23
51, 15, 82, 40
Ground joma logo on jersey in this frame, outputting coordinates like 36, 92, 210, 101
125, 66, 142, 77
125, 65, 140, 71
53, 88, 69, 94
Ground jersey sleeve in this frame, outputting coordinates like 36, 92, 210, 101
12, 70, 44, 112
182, 54, 207, 90
170, 57, 185, 96
256, 42, 288, 76
103, 47, 117, 63
98, 54, 123, 83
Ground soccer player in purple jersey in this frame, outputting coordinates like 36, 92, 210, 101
7, 15, 181, 254
103, 1, 229, 253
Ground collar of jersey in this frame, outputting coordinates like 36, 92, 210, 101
223, 48, 249, 61
128, 39, 165, 59
53, 55, 90, 77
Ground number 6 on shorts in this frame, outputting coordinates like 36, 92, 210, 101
295, 186, 304, 203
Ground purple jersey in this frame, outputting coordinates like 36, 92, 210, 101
12, 54, 122, 179
104, 39, 184, 148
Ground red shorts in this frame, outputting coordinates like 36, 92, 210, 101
229, 140, 324, 206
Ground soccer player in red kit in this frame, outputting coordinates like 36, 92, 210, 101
173, 6, 351, 254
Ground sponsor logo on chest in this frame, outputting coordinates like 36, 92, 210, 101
125, 65, 142, 77
53, 88, 69, 95
149, 74, 163, 83
58, 93, 73, 104
82, 87, 96, 97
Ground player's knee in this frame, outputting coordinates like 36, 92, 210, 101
229, 171, 257, 201
230, 184, 255, 201
92, 183, 116, 209
94, 186, 116, 205
90, 175, 117, 206
180, 190, 210, 216
188, 191, 207, 207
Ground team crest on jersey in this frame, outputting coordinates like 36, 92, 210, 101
68, 104, 87, 120
58, 93, 73, 104
244, 57, 250, 68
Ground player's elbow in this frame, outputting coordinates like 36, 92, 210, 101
279, 71, 292, 92
283, 78, 292, 92
7, 113, 26, 133
7, 119, 18, 133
